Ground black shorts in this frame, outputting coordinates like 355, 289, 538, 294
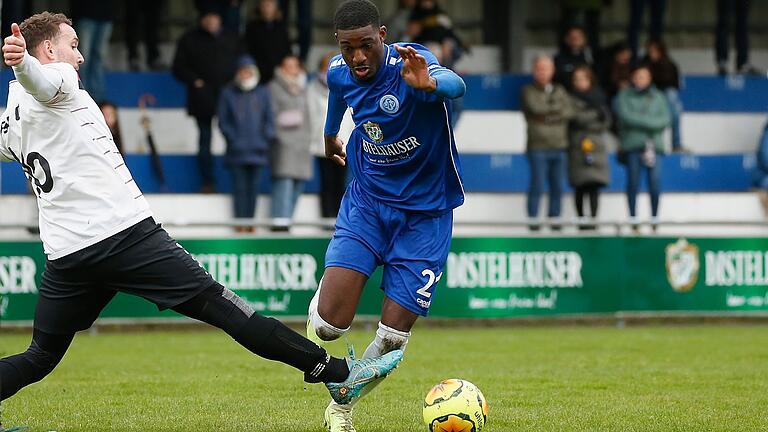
34, 217, 216, 334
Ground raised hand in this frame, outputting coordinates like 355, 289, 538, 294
325, 135, 346, 167
3, 23, 26, 67
394, 45, 436, 93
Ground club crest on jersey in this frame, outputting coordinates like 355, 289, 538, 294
379, 94, 400, 115
363, 121, 384, 143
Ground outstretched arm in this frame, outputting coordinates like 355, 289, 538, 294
394, 45, 465, 99
323, 84, 348, 167
3, 23, 72, 103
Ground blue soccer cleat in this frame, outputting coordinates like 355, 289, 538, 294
325, 346, 404, 405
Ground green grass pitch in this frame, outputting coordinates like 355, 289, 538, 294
2, 325, 768, 431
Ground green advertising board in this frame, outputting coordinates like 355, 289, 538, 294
1, 236, 768, 325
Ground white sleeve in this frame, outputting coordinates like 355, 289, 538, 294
0, 112, 14, 162
12, 52, 78, 104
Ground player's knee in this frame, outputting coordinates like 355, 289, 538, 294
25, 342, 65, 382
376, 322, 410, 353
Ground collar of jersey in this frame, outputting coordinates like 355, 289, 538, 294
348, 44, 392, 87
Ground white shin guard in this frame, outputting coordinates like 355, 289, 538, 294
308, 278, 349, 342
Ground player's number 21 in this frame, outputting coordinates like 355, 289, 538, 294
417, 269, 442, 299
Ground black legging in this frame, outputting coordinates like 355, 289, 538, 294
1, 285, 345, 401
574, 184, 601, 218
0, 328, 74, 400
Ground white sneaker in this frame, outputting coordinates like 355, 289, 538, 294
324, 402, 356, 432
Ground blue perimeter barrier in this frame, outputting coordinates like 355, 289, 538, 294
0, 153, 756, 194
0, 69, 767, 112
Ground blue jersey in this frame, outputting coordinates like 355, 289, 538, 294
325, 43, 465, 214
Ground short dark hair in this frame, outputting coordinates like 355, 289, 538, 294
631, 63, 652, 77
19, 11, 72, 59
334, 0, 380, 31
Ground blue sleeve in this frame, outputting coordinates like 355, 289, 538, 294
216, 89, 235, 141
431, 68, 466, 100
324, 80, 347, 136
759, 124, 768, 170
412, 45, 465, 100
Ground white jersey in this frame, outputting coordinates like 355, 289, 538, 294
0, 54, 152, 259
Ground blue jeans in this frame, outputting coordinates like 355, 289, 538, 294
527, 150, 566, 218
271, 178, 305, 220
755, 170, 768, 189
76, 18, 113, 103
230, 165, 262, 218
625, 150, 662, 218
665, 88, 683, 150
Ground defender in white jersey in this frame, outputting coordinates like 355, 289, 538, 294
0, 12, 402, 419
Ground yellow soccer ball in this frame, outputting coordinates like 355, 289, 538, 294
423, 378, 489, 432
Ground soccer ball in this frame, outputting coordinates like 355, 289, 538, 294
422, 378, 489, 432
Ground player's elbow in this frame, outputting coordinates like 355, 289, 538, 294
452, 76, 467, 99
434, 71, 466, 99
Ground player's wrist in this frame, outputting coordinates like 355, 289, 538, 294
424, 77, 437, 93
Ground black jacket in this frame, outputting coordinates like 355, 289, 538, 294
71, 0, 115, 21
244, 19, 292, 84
172, 28, 240, 118
554, 49, 593, 91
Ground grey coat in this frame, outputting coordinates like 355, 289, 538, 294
567, 95, 611, 187
521, 83, 574, 151
268, 72, 312, 180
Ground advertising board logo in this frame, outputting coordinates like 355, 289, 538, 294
665, 238, 700, 292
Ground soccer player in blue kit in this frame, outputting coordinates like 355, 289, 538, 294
305, 0, 466, 430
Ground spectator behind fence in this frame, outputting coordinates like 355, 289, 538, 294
613, 65, 670, 231
755, 122, 768, 214
559, 0, 606, 58
627, 0, 666, 60
279, 0, 312, 63
386, 0, 417, 43
554, 26, 594, 91
218, 55, 275, 233
643, 38, 685, 152
715, 0, 761, 76
98, 101, 123, 154
195, 0, 245, 34
568, 66, 611, 230
125, 0, 166, 71
307, 52, 354, 221
245, 0, 292, 84
603, 41, 633, 100
72, 0, 114, 103
409, 0, 465, 68
269, 55, 311, 231
173, 9, 240, 193
521, 55, 574, 230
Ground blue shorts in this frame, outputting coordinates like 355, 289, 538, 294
325, 182, 453, 316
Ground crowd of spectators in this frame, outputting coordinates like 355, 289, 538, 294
4, 0, 766, 232
164, 0, 467, 231
525, 18, 679, 232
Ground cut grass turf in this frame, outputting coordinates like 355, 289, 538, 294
2, 325, 768, 431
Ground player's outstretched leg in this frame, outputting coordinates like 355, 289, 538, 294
0, 329, 74, 401
171, 283, 401, 402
